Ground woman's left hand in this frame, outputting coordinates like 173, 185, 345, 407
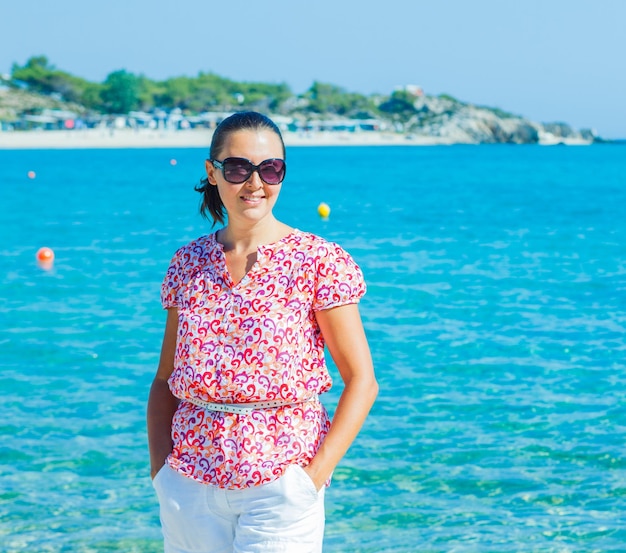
302, 464, 325, 492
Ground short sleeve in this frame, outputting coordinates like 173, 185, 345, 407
161, 248, 185, 309
312, 242, 366, 311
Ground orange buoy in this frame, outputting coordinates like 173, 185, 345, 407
28, 170, 36, 179
36, 247, 55, 264
170, 158, 177, 166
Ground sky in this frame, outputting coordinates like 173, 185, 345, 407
1, 0, 625, 138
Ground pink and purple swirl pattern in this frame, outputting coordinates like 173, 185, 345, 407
160, 230, 365, 489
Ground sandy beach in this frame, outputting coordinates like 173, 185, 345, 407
0, 128, 450, 149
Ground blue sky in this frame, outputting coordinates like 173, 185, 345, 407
2, 0, 625, 138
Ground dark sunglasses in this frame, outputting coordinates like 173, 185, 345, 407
211, 157, 286, 185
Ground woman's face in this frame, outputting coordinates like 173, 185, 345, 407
206, 129, 285, 226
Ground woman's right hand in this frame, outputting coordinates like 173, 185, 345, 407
151, 460, 168, 480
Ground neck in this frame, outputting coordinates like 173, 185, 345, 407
218, 217, 291, 252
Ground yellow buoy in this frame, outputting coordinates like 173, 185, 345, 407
317, 202, 331, 219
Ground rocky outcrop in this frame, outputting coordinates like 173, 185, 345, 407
407, 95, 595, 145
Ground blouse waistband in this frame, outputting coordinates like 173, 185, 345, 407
183, 394, 319, 415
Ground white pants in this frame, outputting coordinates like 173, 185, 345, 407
152, 464, 325, 553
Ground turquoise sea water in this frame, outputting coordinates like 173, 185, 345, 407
1, 143, 625, 552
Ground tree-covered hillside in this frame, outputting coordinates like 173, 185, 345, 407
4, 56, 382, 119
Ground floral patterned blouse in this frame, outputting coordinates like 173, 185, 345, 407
160, 229, 366, 489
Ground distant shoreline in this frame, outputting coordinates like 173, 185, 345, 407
0, 128, 450, 149
0, 128, 600, 150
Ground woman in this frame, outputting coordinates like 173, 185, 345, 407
147, 111, 378, 553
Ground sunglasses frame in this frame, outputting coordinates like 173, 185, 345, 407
211, 157, 287, 185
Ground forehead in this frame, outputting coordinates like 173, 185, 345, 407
219, 129, 284, 160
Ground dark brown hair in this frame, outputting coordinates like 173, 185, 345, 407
195, 111, 286, 225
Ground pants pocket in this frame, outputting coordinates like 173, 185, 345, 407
290, 465, 319, 497
285, 464, 321, 504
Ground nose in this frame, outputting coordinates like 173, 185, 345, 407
245, 169, 263, 187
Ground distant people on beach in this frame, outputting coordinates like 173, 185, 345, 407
147, 111, 378, 552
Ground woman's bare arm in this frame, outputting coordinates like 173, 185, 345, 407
147, 307, 180, 479
305, 303, 378, 490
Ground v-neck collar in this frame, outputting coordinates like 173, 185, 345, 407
211, 229, 300, 288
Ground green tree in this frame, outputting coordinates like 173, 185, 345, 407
304, 81, 343, 114
237, 81, 292, 111
303, 82, 373, 116
377, 90, 417, 117
80, 82, 105, 110
149, 76, 192, 109
195, 72, 234, 109
11, 55, 95, 106
101, 70, 140, 113
11, 55, 54, 93
136, 76, 164, 110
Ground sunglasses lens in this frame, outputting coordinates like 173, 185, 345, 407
223, 159, 253, 184
259, 159, 286, 184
